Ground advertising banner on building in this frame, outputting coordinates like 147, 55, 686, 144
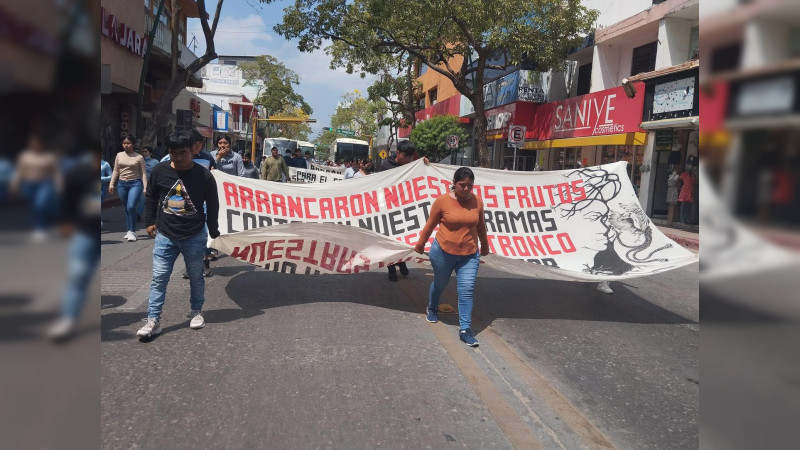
210, 160, 697, 280
529, 83, 646, 140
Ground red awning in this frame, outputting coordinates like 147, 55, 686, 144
196, 126, 213, 138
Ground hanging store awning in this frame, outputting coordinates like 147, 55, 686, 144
520, 132, 648, 150
196, 126, 214, 138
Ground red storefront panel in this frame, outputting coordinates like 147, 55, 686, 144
699, 80, 728, 133
529, 82, 646, 140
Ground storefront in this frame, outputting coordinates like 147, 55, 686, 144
100, 1, 146, 162
723, 70, 800, 226
521, 83, 648, 192
637, 66, 700, 225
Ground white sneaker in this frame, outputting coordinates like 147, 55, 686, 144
47, 318, 76, 341
125, 231, 137, 242
136, 317, 162, 338
596, 281, 614, 294
188, 310, 205, 329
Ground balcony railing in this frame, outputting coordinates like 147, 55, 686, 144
144, 11, 171, 55
144, 9, 199, 71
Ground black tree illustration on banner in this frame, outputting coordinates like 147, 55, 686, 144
560, 167, 673, 275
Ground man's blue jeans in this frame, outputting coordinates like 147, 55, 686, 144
427, 239, 481, 331
63, 231, 101, 319
147, 230, 207, 319
116, 179, 143, 232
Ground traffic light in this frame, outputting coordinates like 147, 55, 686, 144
322, 127, 332, 131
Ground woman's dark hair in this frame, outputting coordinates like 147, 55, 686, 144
120, 134, 136, 147
216, 134, 231, 145
451, 167, 475, 189
142, 146, 153, 153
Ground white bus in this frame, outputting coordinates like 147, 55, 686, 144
330, 137, 370, 163
297, 140, 316, 156
262, 137, 297, 158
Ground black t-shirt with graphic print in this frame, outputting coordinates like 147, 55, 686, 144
144, 161, 219, 241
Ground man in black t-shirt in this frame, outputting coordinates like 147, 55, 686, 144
137, 131, 220, 339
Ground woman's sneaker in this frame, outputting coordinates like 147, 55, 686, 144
426, 307, 438, 323
459, 329, 479, 347
596, 281, 613, 294
188, 310, 205, 329
125, 231, 137, 242
136, 318, 161, 338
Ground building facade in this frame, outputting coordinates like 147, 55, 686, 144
100, 0, 203, 160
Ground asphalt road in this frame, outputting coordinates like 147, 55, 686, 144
100, 205, 698, 449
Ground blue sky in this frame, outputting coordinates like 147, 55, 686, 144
187, 0, 379, 139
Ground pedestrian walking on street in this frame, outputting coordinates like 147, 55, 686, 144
376, 140, 427, 281
108, 135, 147, 242
414, 167, 490, 347
211, 135, 244, 176
137, 131, 220, 339
136, 146, 159, 221
47, 147, 102, 341
9, 133, 62, 241
100, 152, 112, 228
241, 153, 260, 179
261, 146, 290, 182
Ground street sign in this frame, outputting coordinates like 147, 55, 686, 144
508, 125, 526, 147
379, 150, 387, 159
335, 128, 355, 136
446, 134, 459, 149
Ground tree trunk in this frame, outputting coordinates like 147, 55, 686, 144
142, 72, 187, 148
472, 96, 489, 167
472, 55, 490, 168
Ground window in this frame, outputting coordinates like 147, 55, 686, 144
631, 42, 658, 76
428, 87, 438, 105
144, 0, 151, 8
688, 26, 699, 60
790, 27, 800, 58
417, 63, 428, 77
576, 63, 592, 96
225, 60, 238, 66
711, 43, 742, 73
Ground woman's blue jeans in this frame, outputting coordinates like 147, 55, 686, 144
427, 239, 481, 331
147, 230, 207, 319
21, 179, 55, 231
116, 179, 142, 232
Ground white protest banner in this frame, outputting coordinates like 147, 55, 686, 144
288, 166, 344, 184
210, 160, 698, 280
310, 162, 345, 173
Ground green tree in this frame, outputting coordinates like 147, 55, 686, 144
269, 105, 312, 141
316, 90, 385, 160
273, 0, 597, 167
367, 56, 421, 153
140, 0, 226, 147
410, 115, 469, 163
239, 54, 313, 116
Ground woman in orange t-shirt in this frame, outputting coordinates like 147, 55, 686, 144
414, 167, 490, 347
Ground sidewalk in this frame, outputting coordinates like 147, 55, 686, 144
658, 225, 699, 251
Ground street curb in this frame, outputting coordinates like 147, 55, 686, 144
665, 233, 699, 251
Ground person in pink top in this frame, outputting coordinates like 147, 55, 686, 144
678, 169, 696, 224
414, 167, 490, 347
109, 135, 148, 241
